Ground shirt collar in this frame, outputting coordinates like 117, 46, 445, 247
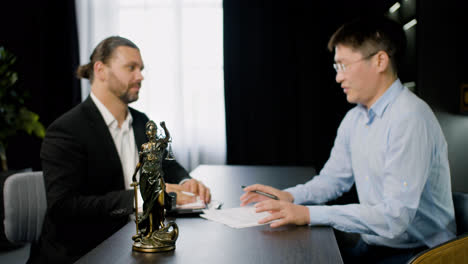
358, 78, 404, 123
90, 92, 133, 130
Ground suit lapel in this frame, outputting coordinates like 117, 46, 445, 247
81, 97, 124, 176
130, 107, 148, 149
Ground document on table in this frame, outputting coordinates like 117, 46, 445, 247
200, 206, 273, 228
176, 192, 206, 209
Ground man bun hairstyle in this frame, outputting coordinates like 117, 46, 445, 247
76, 36, 139, 82
327, 15, 406, 74
76, 63, 93, 79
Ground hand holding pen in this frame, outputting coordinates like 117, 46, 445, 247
240, 184, 310, 228
241, 185, 279, 200
240, 184, 294, 206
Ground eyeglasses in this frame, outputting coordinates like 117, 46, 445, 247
333, 51, 378, 73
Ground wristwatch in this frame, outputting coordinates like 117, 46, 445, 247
168, 192, 177, 210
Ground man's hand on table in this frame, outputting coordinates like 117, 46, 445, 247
166, 179, 211, 204
240, 183, 309, 228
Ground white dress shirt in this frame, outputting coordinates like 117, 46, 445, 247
285, 79, 456, 248
90, 93, 143, 207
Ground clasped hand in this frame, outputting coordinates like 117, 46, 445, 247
166, 178, 211, 205
240, 184, 310, 228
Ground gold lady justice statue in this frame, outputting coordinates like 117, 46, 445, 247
130, 120, 179, 252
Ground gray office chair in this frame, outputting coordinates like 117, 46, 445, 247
0, 171, 46, 264
3, 171, 46, 244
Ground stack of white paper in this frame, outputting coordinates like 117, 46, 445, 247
200, 206, 272, 229
176, 193, 206, 209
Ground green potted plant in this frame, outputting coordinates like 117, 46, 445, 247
0, 46, 45, 171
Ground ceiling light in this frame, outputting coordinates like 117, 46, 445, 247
389, 2, 401, 13
403, 19, 417, 30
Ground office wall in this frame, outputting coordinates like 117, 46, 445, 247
2, 0, 467, 188
224, 1, 392, 170
418, 0, 468, 192
223, 0, 468, 192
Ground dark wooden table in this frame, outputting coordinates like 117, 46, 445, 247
75, 165, 343, 264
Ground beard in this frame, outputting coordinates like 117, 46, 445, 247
108, 71, 141, 104
119, 82, 140, 104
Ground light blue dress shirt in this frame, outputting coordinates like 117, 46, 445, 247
285, 79, 456, 248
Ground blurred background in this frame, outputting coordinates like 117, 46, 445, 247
1, 0, 467, 192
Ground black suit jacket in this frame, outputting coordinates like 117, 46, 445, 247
28, 97, 190, 264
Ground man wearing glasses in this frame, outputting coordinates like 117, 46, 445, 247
241, 16, 455, 263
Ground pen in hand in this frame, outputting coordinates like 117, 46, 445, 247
241, 185, 279, 200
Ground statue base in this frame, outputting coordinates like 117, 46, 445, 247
132, 221, 179, 253
132, 243, 175, 253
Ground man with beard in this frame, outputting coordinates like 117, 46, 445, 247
28, 36, 211, 264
